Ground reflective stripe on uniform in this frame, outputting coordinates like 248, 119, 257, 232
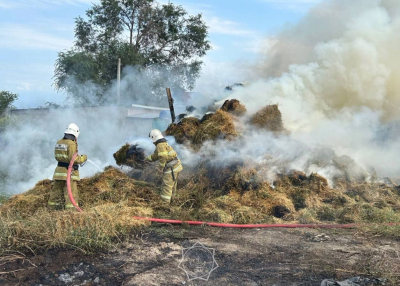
55, 154, 69, 159
54, 173, 80, 180
160, 194, 171, 201
65, 203, 76, 208
48, 201, 60, 206
168, 150, 175, 155
158, 151, 168, 156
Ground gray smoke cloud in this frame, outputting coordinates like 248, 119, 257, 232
3, 0, 400, 195
0, 106, 155, 195
217, 0, 400, 179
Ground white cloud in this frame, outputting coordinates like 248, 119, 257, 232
0, 0, 96, 9
0, 1, 11, 8
0, 23, 72, 50
17, 82, 32, 91
260, 0, 324, 12
207, 17, 258, 37
210, 43, 221, 51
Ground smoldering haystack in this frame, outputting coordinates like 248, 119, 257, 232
165, 109, 238, 147
250, 104, 287, 134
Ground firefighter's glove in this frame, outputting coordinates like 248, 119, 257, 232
81, 154, 88, 162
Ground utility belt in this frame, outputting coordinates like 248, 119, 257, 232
165, 158, 179, 168
58, 162, 79, 170
164, 158, 179, 181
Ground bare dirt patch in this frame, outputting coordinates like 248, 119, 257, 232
1, 225, 399, 286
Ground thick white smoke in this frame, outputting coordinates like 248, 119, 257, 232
0, 106, 154, 195
212, 0, 400, 179
3, 0, 400, 195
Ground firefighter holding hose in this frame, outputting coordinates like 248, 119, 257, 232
48, 123, 87, 211
145, 129, 183, 204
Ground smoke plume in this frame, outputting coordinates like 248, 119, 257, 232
217, 0, 400, 178
3, 0, 400, 195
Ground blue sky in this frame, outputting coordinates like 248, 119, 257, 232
0, 0, 323, 108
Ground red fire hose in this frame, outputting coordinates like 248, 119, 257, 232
67, 153, 83, 212
133, 217, 400, 229
66, 153, 400, 228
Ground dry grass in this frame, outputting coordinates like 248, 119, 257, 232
0, 203, 151, 253
2, 162, 400, 254
2, 158, 400, 255
0, 167, 160, 253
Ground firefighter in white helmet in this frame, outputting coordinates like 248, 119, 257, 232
145, 129, 183, 203
48, 123, 87, 210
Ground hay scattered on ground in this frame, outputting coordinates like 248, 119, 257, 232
250, 104, 286, 133
2, 162, 400, 253
2, 100, 400, 254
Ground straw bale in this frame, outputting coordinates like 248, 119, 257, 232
250, 104, 286, 133
220, 99, 247, 116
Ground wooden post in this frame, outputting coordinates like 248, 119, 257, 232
166, 87, 176, 123
117, 58, 121, 105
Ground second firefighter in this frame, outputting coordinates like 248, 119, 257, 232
145, 129, 183, 203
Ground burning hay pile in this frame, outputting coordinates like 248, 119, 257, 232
166, 109, 238, 147
2, 161, 400, 254
165, 99, 248, 147
250, 104, 287, 133
1, 99, 400, 254
220, 99, 247, 116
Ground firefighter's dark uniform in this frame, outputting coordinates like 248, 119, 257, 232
48, 134, 87, 210
146, 138, 183, 203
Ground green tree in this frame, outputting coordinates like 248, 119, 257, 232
0, 91, 18, 116
54, 0, 211, 105
0, 91, 18, 132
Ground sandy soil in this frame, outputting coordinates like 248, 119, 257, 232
1, 226, 399, 286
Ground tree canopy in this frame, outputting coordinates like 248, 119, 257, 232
0, 91, 18, 116
54, 0, 211, 105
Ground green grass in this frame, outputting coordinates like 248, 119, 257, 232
0, 193, 9, 204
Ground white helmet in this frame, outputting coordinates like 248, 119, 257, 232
64, 123, 80, 138
149, 129, 164, 143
